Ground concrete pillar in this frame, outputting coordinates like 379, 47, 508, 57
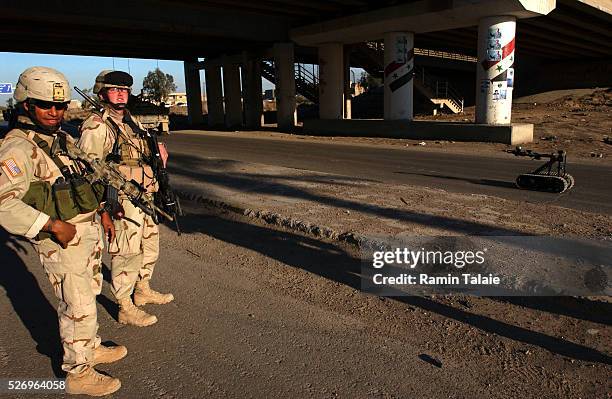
183, 59, 204, 126
344, 45, 352, 120
204, 64, 224, 128
273, 43, 296, 131
223, 62, 243, 129
318, 43, 344, 120
242, 57, 263, 129
476, 16, 516, 125
383, 32, 415, 120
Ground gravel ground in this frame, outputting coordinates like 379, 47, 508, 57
0, 88, 609, 398
0, 202, 610, 399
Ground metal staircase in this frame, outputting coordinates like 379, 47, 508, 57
415, 66, 464, 113
353, 42, 465, 114
259, 42, 466, 113
261, 60, 319, 103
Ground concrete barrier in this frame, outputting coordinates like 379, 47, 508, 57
302, 119, 533, 145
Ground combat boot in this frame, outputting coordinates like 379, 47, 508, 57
134, 280, 174, 306
92, 344, 128, 365
65, 367, 121, 396
117, 297, 157, 327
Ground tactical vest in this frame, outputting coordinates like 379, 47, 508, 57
104, 113, 158, 193
9, 127, 104, 240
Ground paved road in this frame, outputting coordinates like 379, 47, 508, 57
167, 131, 612, 215
2, 124, 609, 215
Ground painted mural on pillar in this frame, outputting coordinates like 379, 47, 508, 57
480, 25, 515, 102
385, 44, 414, 93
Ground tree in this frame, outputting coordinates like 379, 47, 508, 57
142, 68, 177, 104
359, 72, 382, 92
6, 98, 14, 108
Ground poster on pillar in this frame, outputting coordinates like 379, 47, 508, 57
487, 49, 501, 62
395, 36, 408, 63
489, 27, 502, 39
476, 17, 516, 124
488, 38, 502, 50
480, 79, 491, 94
507, 68, 514, 88
492, 81, 507, 101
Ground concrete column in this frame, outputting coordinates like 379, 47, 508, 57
242, 57, 263, 129
476, 16, 516, 125
183, 59, 204, 126
273, 43, 296, 131
383, 32, 415, 120
204, 64, 224, 128
318, 43, 344, 120
223, 62, 243, 129
344, 45, 352, 119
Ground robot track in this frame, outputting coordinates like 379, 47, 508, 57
516, 173, 574, 193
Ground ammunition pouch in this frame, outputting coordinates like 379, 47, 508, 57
52, 178, 81, 221
92, 181, 106, 203
21, 181, 57, 241
71, 176, 100, 213
22, 177, 105, 241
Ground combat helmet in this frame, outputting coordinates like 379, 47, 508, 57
13, 66, 71, 103
93, 70, 133, 94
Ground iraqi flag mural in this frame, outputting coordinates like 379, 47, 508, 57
385, 49, 415, 92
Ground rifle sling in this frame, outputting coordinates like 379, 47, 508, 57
28, 131, 73, 178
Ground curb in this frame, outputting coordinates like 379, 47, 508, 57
176, 190, 365, 247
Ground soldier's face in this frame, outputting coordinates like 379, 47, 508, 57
105, 87, 129, 108
24, 101, 67, 127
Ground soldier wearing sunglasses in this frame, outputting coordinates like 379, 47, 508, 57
0, 67, 126, 396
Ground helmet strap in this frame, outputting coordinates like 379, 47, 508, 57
100, 90, 128, 111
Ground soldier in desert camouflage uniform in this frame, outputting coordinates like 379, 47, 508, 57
0, 67, 126, 396
78, 70, 173, 328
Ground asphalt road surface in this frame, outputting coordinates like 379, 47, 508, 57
2, 123, 610, 215
166, 131, 612, 215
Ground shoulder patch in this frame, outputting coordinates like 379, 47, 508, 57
93, 115, 104, 123
1, 158, 23, 178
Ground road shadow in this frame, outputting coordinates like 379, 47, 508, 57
177, 208, 612, 365
168, 152, 526, 236
0, 228, 64, 377
96, 262, 119, 321
492, 296, 611, 326
168, 153, 612, 263
394, 171, 518, 190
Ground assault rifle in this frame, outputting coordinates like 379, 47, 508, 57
61, 136, 173, 222
74, 86, 105, 114
122, 116, 183, 235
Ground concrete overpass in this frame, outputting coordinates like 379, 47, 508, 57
1, 0, 610, 142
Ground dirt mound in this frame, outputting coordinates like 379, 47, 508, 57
552, 88, 612, 110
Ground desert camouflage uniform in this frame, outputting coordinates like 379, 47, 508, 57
78, 110, 159, 301
0, 115, 104, 374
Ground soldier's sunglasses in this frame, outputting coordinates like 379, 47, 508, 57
29, 99, 70, 110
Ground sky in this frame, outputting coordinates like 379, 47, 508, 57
0, 52, 272, 105
0, 52, 196, 104
0, 52, 363, 106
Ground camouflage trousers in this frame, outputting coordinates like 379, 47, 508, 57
35, 219, 104, 374
109, 196, 160, 301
